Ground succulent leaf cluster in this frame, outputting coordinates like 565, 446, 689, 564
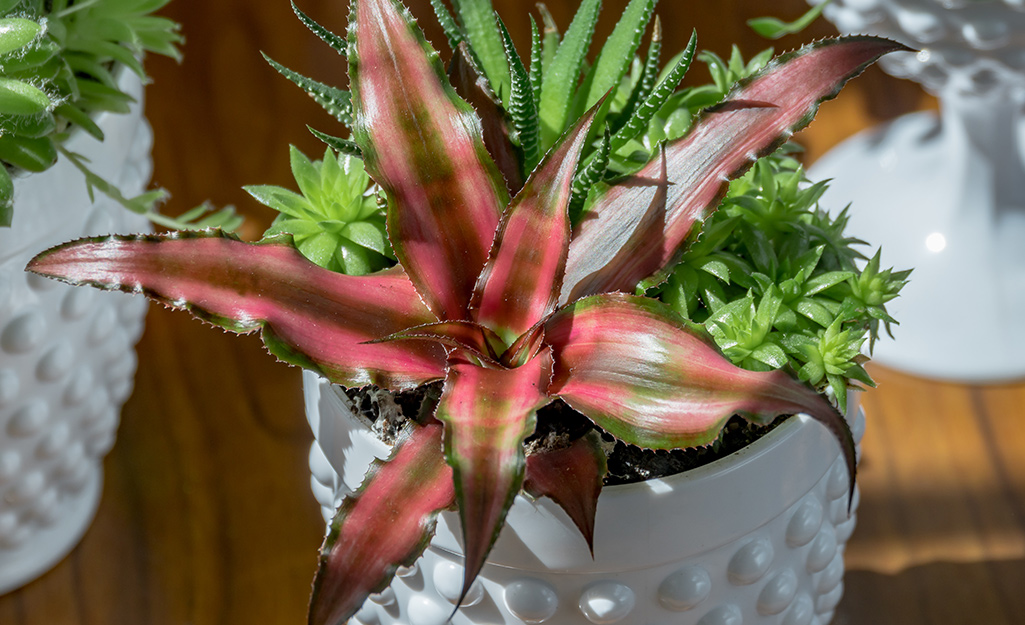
0, 0, 238, 229
658, 152, 909, 409
246, 146, 392, 275
26, 1, 907, 624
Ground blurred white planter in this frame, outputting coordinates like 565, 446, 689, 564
0, 72, 151, 593
807, 0, 1025, 381
304, 372, 865, 625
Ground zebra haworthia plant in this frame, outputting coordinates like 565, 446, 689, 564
26, 0, 905, 623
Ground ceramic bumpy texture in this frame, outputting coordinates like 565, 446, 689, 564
810, 0, 1025, 96
0, 73, 152, 593
305, 372, 865, 625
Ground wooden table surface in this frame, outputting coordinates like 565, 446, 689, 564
3, 1, 1024, 623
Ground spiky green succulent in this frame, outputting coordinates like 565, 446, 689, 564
0, 0, 237, 229
657, 152, 909, 408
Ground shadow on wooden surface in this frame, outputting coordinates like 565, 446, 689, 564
837, 559, 1025, 625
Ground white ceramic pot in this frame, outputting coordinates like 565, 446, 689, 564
0, 71, 152, 593
304, 371, 864, 625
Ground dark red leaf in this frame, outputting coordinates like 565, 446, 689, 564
545, 293, 855, 495
349, 0, 507, 320
448, 42, 523, 196
524, 429, 606, 555
561, 37, 908, 301
472, 102, 600, 344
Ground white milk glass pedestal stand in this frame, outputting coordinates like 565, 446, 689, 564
807, 0, 1025, 381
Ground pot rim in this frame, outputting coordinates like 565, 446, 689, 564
310, 373, 851, 570
323, 377, 824, 494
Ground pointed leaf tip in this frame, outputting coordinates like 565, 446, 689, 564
436, 347, 554, 603
309, 420, 454, 625
524, 429, 606, 555
473, 100, 603, 344
28, 231, 446, 391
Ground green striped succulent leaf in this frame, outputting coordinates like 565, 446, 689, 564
450, 0, 511, 104
292, 0, 347, 56
572, 0, 656, 122
537, 0, 600, 148
261, 53, 353, 126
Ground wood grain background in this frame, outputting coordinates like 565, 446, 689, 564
2, 1, 1023, 624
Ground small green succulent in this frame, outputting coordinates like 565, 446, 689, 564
246, 146, 391, 275
0, 0, 237, 229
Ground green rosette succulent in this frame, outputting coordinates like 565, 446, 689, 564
246, 146, 392, 275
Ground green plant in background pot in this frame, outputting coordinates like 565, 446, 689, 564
26, 0, 908, 622
0, 0, 238, 228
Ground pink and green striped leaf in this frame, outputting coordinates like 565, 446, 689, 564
448, 42, 523, 196
370, 320, 506, 366
523, 429, 606, 555
309, 419, 454, 625
501, 321, 545, 368
545, 293, 854, 496
26, 231, 446, 391
560, 36, 908, 302
435, 347, 554, 602
348, 0, 507, 320
471, 102, 601, 345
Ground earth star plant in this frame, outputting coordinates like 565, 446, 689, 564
26, 0, 905, 623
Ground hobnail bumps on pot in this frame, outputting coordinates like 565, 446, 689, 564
0, 91, 153, 592
812, 0, 1025, 95
306, 373, 867, 625
0, 275, 146, 547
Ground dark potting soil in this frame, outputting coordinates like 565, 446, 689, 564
341, 384, 790, 486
